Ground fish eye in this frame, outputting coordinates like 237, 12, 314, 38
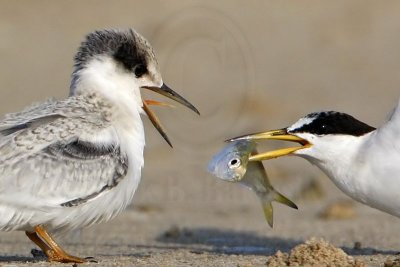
228, 158, 241, 169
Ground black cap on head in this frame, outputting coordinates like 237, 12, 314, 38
289, 111, 376, 136
70, 29, 157, 93
73, 29, 151, 72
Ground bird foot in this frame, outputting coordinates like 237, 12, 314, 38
46, 249, 87, 263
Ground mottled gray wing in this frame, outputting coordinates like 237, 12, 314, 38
0, 98, 58, 132
35, 139, 128, 208
0, 97, 122, 209
0, 96, 110, 135
0, 96, 111, 161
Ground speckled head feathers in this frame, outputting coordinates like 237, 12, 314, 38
70, 29, 159, 91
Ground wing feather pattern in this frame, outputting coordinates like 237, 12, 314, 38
0, 96, 126, 209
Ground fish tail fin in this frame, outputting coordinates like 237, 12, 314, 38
261, 200, 274, 228
260, 190, 298, 228
273, 190, 298, 210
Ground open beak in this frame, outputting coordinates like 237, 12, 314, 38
228, 128, 312, 161
142, 83, 200, 147
144, 100, 175, 108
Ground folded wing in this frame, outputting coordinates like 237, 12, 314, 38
0, 97, 126, 210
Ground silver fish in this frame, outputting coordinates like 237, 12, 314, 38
208, 140, 298, 227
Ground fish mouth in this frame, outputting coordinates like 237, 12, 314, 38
227, 128, 312, 161
142, 83, 200, 147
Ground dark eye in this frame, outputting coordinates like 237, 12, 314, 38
228, 158, 241, 169
320, 124, 328, 133
134, 64, 147, 78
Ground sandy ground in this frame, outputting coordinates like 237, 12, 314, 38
1, 1, 400, 266
1, 188, 400, 267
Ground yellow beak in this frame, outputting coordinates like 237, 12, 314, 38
228, 129, 312, 161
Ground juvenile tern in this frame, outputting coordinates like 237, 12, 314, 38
230, 101, 400, 219
0, 29, 198, 263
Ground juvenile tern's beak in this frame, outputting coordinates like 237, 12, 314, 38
142, 83, 200, 115
144, 100, 175, 108
228, 129, 311, 161
142, 83, 200, 147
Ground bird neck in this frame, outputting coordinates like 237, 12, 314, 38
301, 134, 372, 198
69, 56, 146, 163
70, 56, 143, 118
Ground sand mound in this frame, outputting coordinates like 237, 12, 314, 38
267, 238, 365, 267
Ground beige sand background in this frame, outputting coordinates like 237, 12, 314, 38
1, 1, 400, 266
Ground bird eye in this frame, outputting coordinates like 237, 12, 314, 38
133, 64, 147, 78
320, 124, 328, 133
228, 158, 241, 169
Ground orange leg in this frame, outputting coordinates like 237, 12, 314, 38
27, 225, 86, 263
25, 231, 52, 256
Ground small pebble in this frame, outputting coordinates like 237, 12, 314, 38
354, 241, 362, 250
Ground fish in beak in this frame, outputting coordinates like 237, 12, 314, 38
227, 129, 312, 161
142, 83, 200, 147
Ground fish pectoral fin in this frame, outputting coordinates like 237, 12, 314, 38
274, 191, 298, 210
262, 201, 274, 228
